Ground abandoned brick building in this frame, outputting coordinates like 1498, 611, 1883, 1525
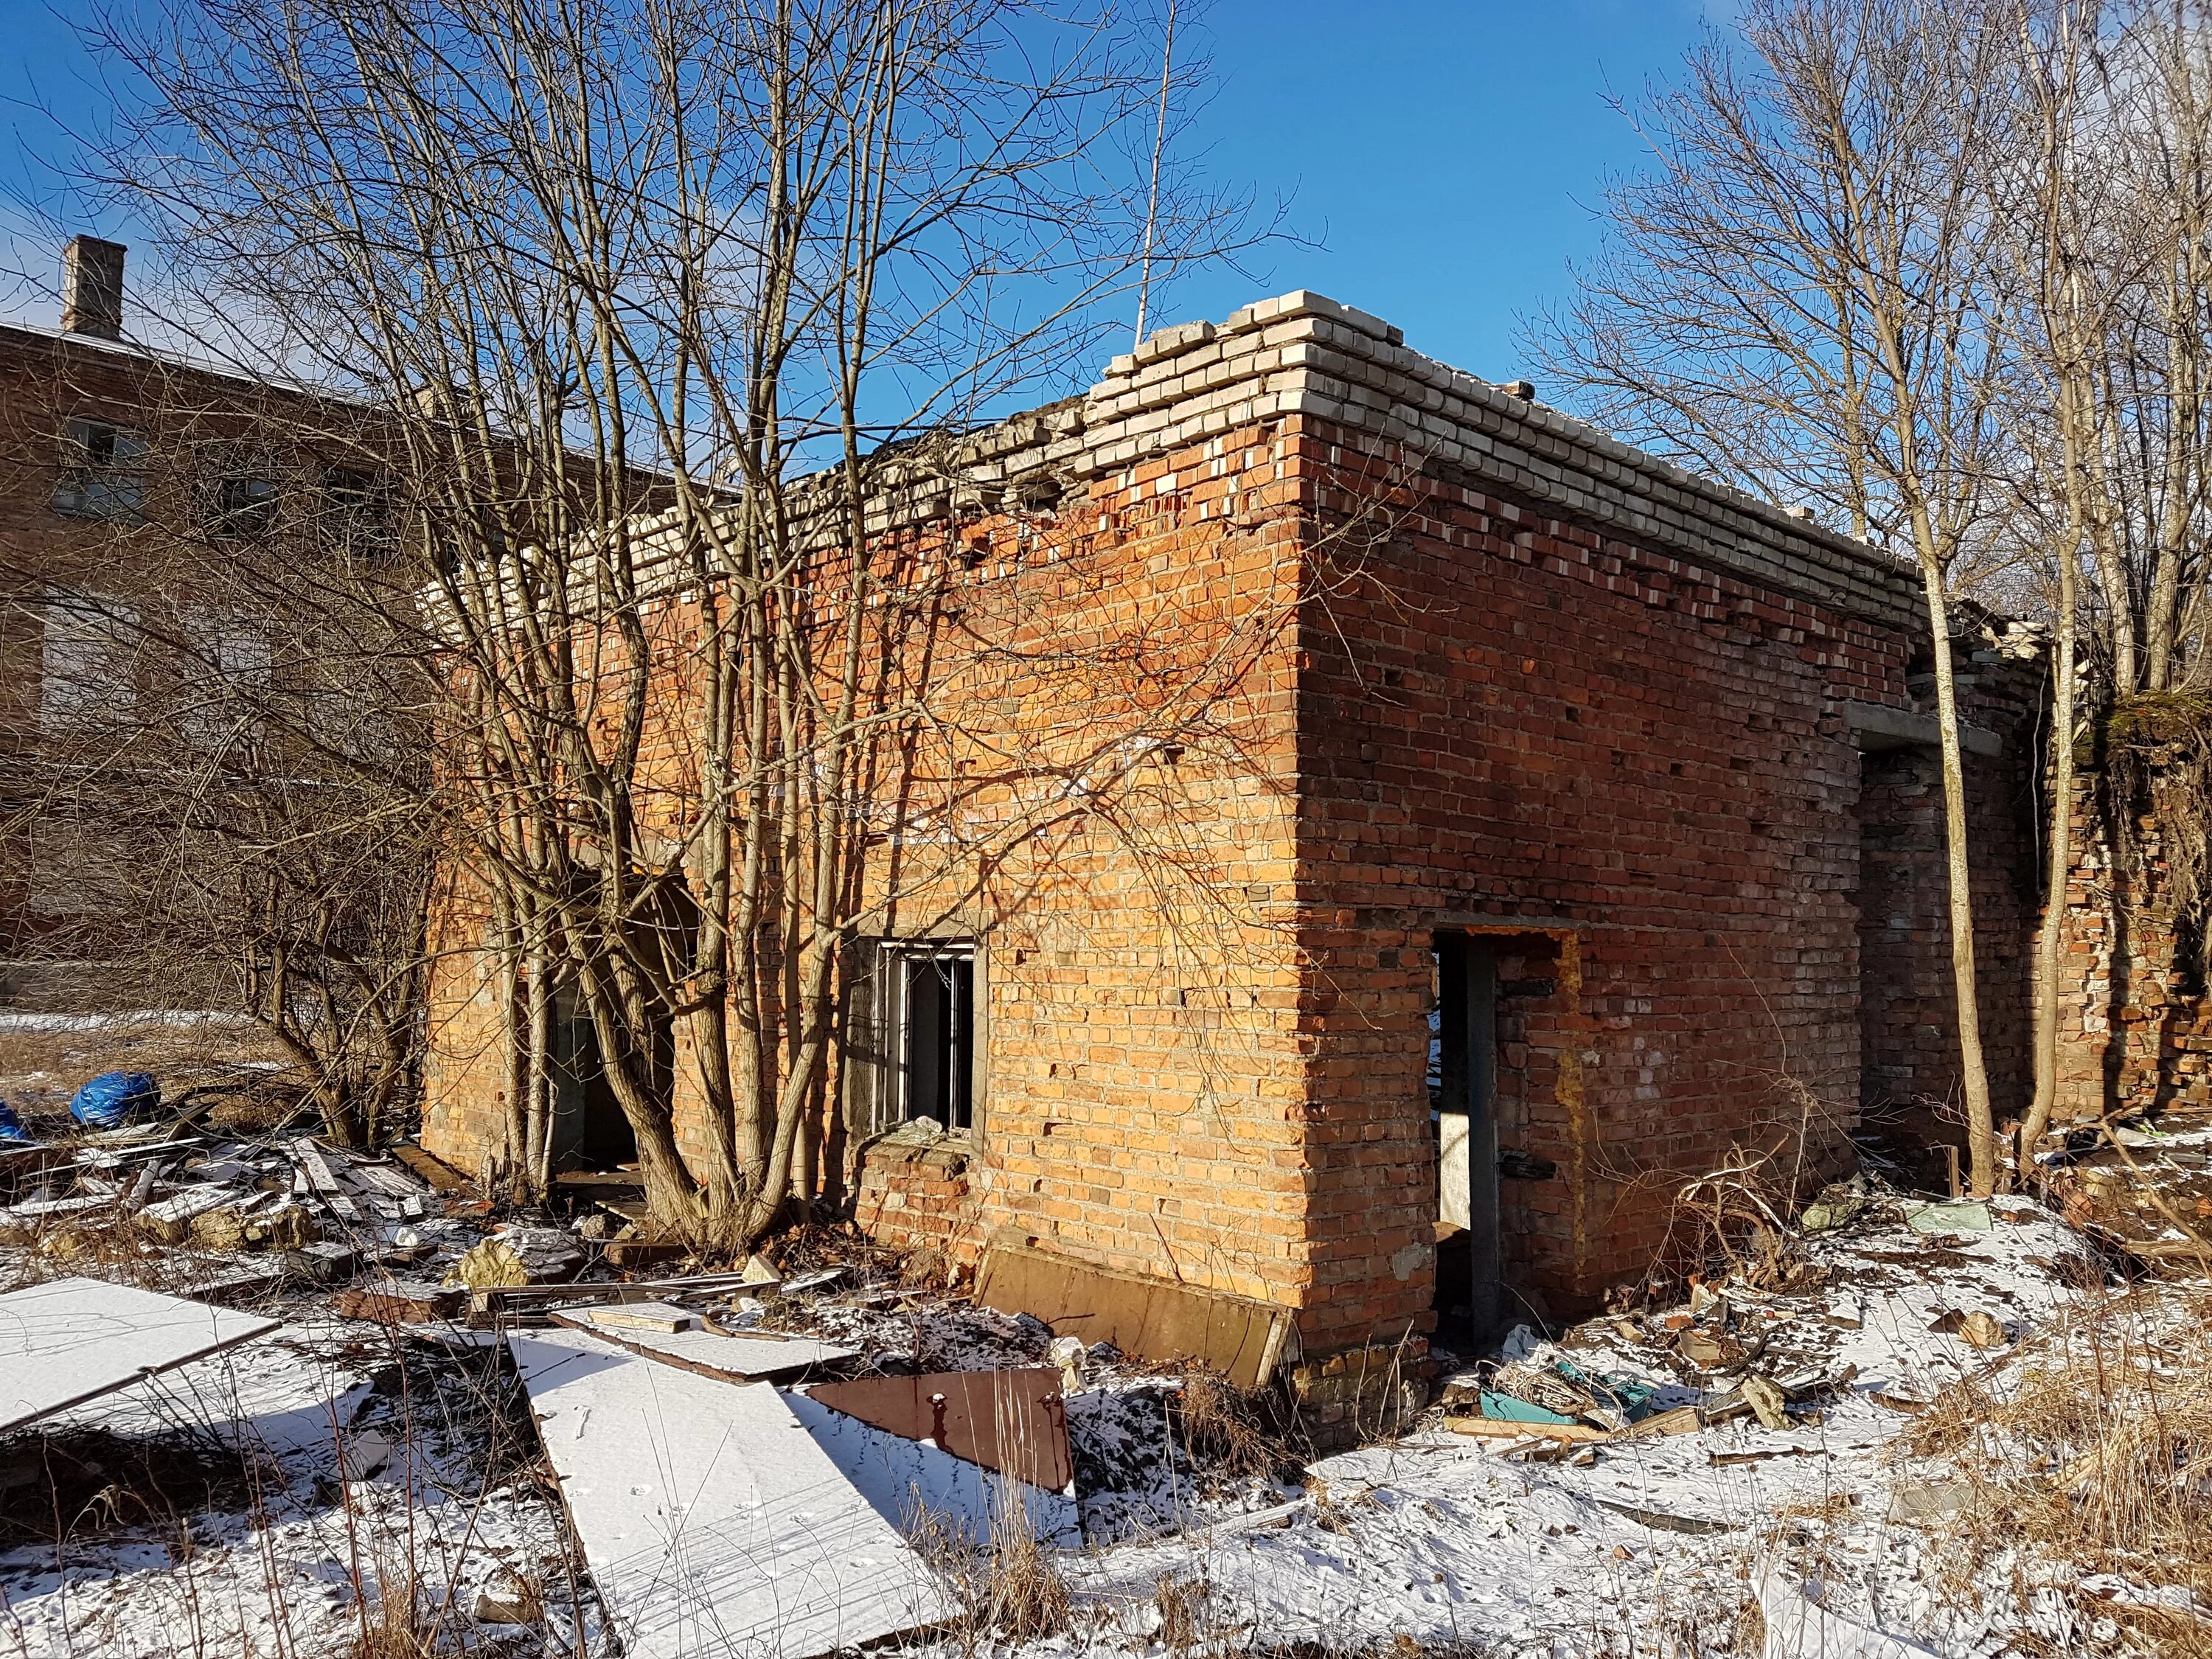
419, 291, 2044, 1386
1, 236, 403, 996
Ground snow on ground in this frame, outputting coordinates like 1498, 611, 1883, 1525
985, 1196, 2143, 1659
0, 1012, 254, 1035
0, 1319, 596, 1659
0, 1188, 2191, 1658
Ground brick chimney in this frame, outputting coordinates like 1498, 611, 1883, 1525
61, 236, 127, 340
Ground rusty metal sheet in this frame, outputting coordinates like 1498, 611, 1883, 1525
973, 1243, 1291, 1390
805, 1368, 1072, 1493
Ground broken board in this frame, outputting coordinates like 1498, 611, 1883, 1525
804, 1368, 1074, 1492
785, 1389, 1080, 1546
507, 1328, 953, 1659
335, 1279, 465, 1324
973, 1242, 1293, 1389
390, 1141, 467, 1192
0, 1276, 282, 1434
549, 1305, 857, 1383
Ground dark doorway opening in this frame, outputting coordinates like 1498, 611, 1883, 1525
548, 997, 639, 1172
1433, 933, 1501, 1345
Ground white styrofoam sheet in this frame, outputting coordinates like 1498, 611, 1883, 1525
785, 1388, 1081, 1546
508, 1328, 954, 1659
0, 1276, 282, 1434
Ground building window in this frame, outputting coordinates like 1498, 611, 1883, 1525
199, 447, 280, 539
321, 466, 395, 555
52, 417, 147, 520
844, 939, 978, 1135
40, 591, 139, 731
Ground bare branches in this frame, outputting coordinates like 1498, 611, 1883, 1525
71, 0, 1265, 1243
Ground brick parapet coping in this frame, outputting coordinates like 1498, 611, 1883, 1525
607, 291, 1934, 641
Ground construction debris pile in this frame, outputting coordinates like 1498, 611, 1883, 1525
8, 1083, 2212, 1657
0, 1093, 1290, 1659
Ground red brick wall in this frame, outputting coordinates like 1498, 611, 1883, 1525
417, 293, 2048, 1354
852, 1137, 981, 1269
1282, 414, 2035, 1327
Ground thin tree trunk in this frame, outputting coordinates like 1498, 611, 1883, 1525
1918, 569, 1997, 1196
524, 900, 555, 1203
2024, 552, 2079, 1170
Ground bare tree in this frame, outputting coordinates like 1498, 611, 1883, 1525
96, 0, 1265, 1243
1538, 0, 2017, 1193
1992, 2, 2212, 1157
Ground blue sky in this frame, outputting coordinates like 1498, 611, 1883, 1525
0, 0, 1723, 386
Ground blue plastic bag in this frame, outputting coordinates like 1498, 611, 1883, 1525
0, 1101, 29, 1144
69, 1071, 159, 1129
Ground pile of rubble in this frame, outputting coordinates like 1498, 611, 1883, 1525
1431, 1179, 2051, 1464
0, 1096, 1273, 1658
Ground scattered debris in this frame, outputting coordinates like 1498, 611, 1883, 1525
335, 1278, 466, 1324
507, 1326, 956, 1659
1907, 1199, 1992, 1235
1442, 1414, 1610, 1445
1739, 1373, 1787, 1430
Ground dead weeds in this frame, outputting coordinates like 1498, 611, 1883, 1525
1169, 1366, 1304, 1486
909, 1477, 1074, 1648
1896, 1287, 2212, 1655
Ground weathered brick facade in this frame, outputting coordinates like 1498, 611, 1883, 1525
0, 310, 397, 990
2046, 722, 2212, 1122
420, 291, 2044, 1355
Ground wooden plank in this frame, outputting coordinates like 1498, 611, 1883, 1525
346, 1162, 426, 1201
805, 1368, 1073, 1492
336, 1279, 466, 1324
475, 1270, 760, 1310
285, 1138, 344, 1192
1442, 1414, 1611, 1444
549, 1307, 858, 1383
390, 1141, 468, 1192
973, 1241, 1289, 1388
507, 1328, 954, 1659
0, 1277, 282, 1433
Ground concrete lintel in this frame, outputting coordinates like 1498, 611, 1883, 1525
1842, 699, 2002, 758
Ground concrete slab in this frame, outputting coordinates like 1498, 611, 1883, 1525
0, 1276, 282, 1434
507, 1328, 953, 1659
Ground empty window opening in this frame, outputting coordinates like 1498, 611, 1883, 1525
52, 417, 146, 521
198, 446, 280, 539
845, 940, 978, 1135
321, 467, 396, 556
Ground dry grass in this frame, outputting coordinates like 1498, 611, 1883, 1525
1171, 1366, 1301, 1486
1155, 1568, 1211, 1654
0, 1012, 303, 1131
909, 1472, 1073, 1649
1895, 1288, 2212, 1655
